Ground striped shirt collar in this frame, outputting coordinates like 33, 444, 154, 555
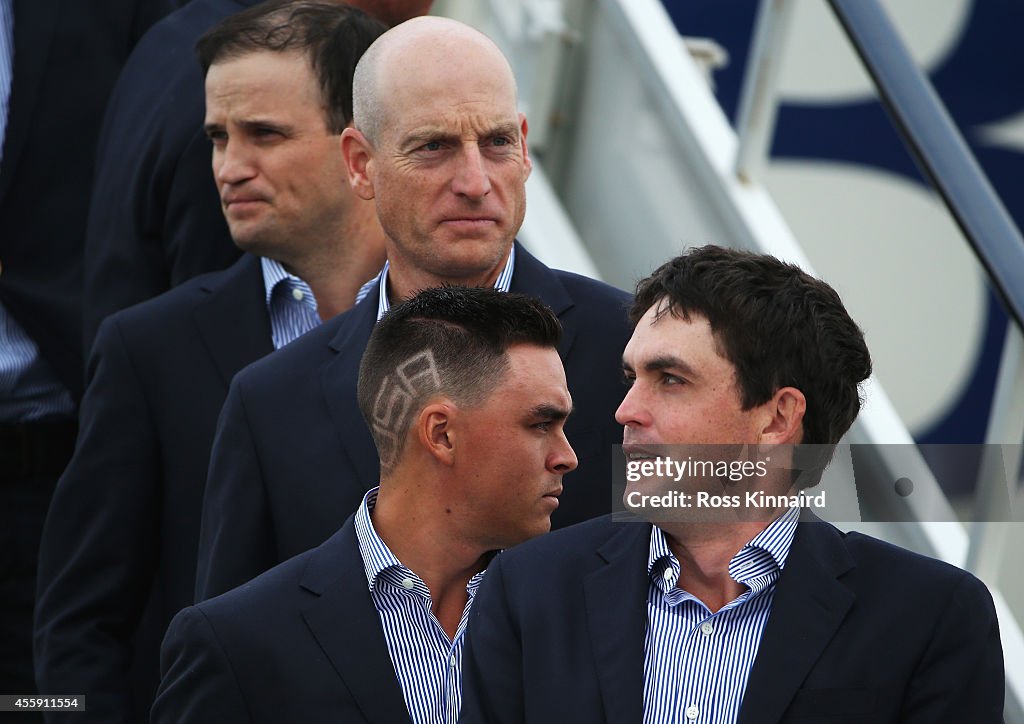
260, 257, 320, 350
354, 487, 406, 593
260, 257, 316, 311
648, 504, 800, 598
364, 245, 517, 322
353, 487, 488, 596
263, 256, 381, 315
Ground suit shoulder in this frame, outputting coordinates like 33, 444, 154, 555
841, 528, 962, 573
102, 266, 236, 333
551, 272, 633, 354
195, 546, 317, 623
832, 526, 992, 599
497, 515, 632, 569
554, 270, 632, 308
194, 522, 359, 629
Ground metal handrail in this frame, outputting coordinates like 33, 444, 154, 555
731, 2, 1024, 716
827, 0, 1024, 331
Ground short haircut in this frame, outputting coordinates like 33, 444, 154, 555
357, 286, 562, 472
631, 245, 872, 448
197, 0, 387, 133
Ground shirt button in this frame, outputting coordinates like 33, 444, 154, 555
685, 704, 699, 720
662, 567, 673, 582
401, 577, 415, 590
450, 655, 457, 668
700, 621, 714, 636
291, 288, 305, 301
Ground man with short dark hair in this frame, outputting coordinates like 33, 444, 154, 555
194, 0, 389, 320
34, 3, 390, 720
460, 245, 1004, 723
154, 286, 576, 723
195, 16, 632, 601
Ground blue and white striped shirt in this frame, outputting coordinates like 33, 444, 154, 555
643, 506, 800, 724
361, 246, 517, 322
260, 257, 321, 350
354, 488, 487, 724
0, 311, 75, 421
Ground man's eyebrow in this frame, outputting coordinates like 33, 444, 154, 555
401, 129, 457, 147
238, 118, 290, 132
485, 121, 521, 138
401, 122, 521, 148
623, 355, 698, 378
203, 118, 290, 136
529, 403, 573, 420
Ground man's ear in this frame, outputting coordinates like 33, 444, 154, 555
518, 112, 532, 180
341, 126, 375, 201
416, 402, 456, 467
758, 386, 806, 446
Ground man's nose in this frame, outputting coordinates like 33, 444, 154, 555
450, 144, 491, 199
214, 139, 257, 186
615, 384, 650, 428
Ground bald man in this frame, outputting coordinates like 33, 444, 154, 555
195, 17, 632, 600
154, 287, 577, 724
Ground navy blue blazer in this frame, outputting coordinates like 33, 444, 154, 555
196, 244, 632, 600
0, 0, 180, 399
81, 0, 260, 351
34, 255, 272, 722
460, 515, 1004, 723
153, 516, 414, 724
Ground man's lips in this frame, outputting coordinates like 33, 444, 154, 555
438, 216, 498, 229
223, 195, 268, 210
622, 443, 660, 461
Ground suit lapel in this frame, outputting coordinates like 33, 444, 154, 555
508, 243, 578, 360
737, 521, 856, 724
300, 518, 413, 724
191, 254, 273, 388
322, 287, 380, 486
0, 0, 57, 204
583, 522, 649, 724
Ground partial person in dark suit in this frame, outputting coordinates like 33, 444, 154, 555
81, 0, 432, 350
195, 16, 633, 601
154, 286, 577, 723
0, 0, 180, 707
33, 4, 389, 720
80, 0, 257, 353
460, 246, 1004, 723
